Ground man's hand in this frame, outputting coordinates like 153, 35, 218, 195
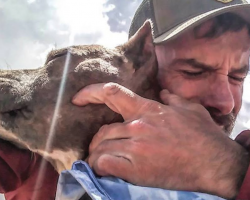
72, 82, 249, 199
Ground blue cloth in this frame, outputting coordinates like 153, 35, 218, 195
56, 161, 226, 200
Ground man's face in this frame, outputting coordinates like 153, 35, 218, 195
155, 20, 250, 135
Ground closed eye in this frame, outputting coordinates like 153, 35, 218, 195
228, 75, 246, 83
181, 71, 204, 77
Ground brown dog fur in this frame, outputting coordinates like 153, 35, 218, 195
0, 22, 160, 172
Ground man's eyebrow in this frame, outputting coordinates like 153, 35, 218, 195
172, 59, 217, 71
230, 65, 249, 76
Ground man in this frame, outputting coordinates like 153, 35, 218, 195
72, 0, 250, 199
1, 0, 250, 199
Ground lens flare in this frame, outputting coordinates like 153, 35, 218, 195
31, 35, 74, 200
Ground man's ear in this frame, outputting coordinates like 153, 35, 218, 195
120, 20, 155, 70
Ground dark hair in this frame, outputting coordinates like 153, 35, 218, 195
194, 12, 250, 39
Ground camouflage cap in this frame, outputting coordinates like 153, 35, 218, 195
129, 0, 250, 43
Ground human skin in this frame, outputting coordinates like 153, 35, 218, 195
156, 20, 250, 135
72, 21, 250, 199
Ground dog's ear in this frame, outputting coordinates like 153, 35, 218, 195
117, 21, 160, 102
120, 21, 155, 70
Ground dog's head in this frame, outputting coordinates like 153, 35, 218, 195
0, 22, 160, 172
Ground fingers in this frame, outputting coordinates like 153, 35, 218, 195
89, 122, 130, 153
89, 120, 149, 153
160, 90, 202, 111
92, 154, 133, 178
88, 140, 133, 178
73, 82, 153, 120
160, 90, 189, 107
72, 83, 119, 112
235, 130, 250, 151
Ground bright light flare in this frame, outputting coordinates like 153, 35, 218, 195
53, 0, 111, 35
31, 39, 73, 200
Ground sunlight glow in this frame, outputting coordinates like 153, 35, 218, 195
27, 0, 36, 4
54, 0, 109, 34
243, 73, 250, 103
24, 1, 129, 199
31, 37, 74, 200
50, 0, 127, 47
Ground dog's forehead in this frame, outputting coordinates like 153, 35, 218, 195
46, 44, 123, 64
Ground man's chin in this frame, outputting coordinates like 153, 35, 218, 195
214, 121, 235, 136
223, 123, 235, 136
206, 107, 237, 136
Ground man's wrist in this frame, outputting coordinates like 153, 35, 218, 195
231, 145, 250, 198
235, 130, 250, 199
236, 162, 250, 200
215, 140, 250, 199
198, 137, 250, 199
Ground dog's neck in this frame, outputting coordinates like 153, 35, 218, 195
37, 149, 82, 173
0, 127, 83, 173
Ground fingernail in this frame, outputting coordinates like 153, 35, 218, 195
72, 94, 82, 105
72, 94, 78, 102
160, 90, 170, 99
160, 90, 170, 104
104, 82, 120, 95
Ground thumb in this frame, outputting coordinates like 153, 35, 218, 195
160, 89, 190, 107
72, 82, 152, 121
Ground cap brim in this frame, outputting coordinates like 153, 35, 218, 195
154, 4, 250, 44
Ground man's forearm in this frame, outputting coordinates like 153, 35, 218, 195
197, 136, 250, 199
229, 142, 250, 199
213, 131, 250, 199
235, 130, 250, 200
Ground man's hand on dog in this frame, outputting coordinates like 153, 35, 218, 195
72, 82, 249, 199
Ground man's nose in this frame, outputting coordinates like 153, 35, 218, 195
201, 75, 235, 115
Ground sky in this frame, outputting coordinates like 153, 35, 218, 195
0, 1, 250, 198
0, 1, 249, 133
0, 0, 142, 69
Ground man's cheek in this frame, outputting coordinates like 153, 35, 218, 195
157, 71, 183, 91
162, 79, 200, 100
232, 88, 243, 115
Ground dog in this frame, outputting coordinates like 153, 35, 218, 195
0, 21, 160, 173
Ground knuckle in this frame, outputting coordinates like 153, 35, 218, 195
169, 94, 178, 101
96, 154, 108, 167
95, 154, 110, 174
96, 140, 110, 152
127, 119, 148, 132
103, 82, 121, 95
98, 124, 110, 135
143, 101, 163, 112
96, 124, 113, 139
89, 142, 95, 153
90, 125, 111, 152
130, 139, 145, 154
169, 95, 184, 106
